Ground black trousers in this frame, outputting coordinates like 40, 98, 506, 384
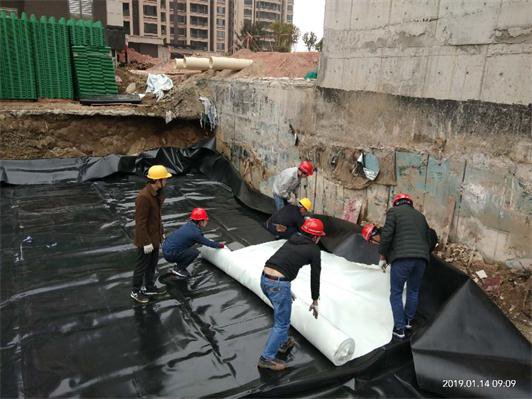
132, 247, 159, 292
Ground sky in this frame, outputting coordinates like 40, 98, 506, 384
293, 0, 326, 52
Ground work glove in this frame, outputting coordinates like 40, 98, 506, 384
379, 259, 388, 273
309, 301, 319, 319
143, 244, 154, 254
218, 243, 225, 249
291, 291, 296, 302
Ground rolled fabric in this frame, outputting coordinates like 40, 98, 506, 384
200, 242, 367, 366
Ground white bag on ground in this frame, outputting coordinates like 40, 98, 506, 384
145, 73, 174, 101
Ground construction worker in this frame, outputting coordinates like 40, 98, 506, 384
272, 161, 314, 210
131, 165, 172, 304
258, 218, 325, 371
264, 198, 313, 239
378, 193, 431, 339
162, 208, 224, 278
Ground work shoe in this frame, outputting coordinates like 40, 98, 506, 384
142, 286, 167, 296
257, 356, 287, 371
130, 290, 149, 304
170, 268, 191, 278
392, 328, 406, 339
278, 337, 296, 354
405, 320, 413, 330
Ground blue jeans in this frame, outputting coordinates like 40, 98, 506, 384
390, 258, 427, 330
273, 194, 289, 211
260, 274, 292, 360
163, 247, 199, 271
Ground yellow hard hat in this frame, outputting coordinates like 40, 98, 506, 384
147, 165, 172, 180
298, 197, 312, 211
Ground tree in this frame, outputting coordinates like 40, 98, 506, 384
315, 38, 323, 52
302, 31, 318, 51
270, 22, 300, 52
236, 21, 267, 52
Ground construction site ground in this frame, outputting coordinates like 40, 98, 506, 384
0, 50, 529, 342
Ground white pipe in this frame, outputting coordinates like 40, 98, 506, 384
209, 56, 253, 71
175, 58, 185, 69
183, 56, 210, 70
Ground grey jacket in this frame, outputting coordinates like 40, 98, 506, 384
272, 167, 301, 199
379, 204, 430, 263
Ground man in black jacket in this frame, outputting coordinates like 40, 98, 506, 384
264, 197, 312, 239
258, 218, 325, 371
379, 193, 430, 339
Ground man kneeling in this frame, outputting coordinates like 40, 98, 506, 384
264, 198, 312, 239
162, 208, 224, 278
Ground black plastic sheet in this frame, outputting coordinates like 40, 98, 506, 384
1, 146, 530, 398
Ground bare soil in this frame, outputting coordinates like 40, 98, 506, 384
0, 113, 208, 159
434, 243, 531, 341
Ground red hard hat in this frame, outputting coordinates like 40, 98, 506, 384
361, 223, 377, 241
190, 208, 208, 221
301, 218, 326, 236
392, 193, 413, 206
298, 160, 314, 176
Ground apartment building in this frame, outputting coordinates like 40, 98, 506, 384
121, 0, 229, 56
230, 0, 294, 52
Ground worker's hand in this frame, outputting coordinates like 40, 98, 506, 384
309, 301, 319, 319
291, 291, 296, 302
275, 224, 288, 233
379, 259, 388, 273
218, 243, 225, 249
143, 244, 154, 254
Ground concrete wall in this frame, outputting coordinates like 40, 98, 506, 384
209, 78, 531, 266
319, 0, 532, 105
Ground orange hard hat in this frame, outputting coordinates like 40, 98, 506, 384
361, 223, 377, 241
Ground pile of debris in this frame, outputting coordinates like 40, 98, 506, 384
435, 243, 531, 341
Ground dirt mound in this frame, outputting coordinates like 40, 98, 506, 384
117, 48, 160, 70
231, 50, 319, 78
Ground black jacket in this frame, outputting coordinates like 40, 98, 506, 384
270, 204, 304, 229
266, 233, 321, 300
379, 204, 430, 263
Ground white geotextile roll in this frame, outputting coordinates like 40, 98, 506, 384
200, 240, 394, 365
200, 244, 356, 366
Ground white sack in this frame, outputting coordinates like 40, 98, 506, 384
200, 240, 394, 366
145, 73, 174, 101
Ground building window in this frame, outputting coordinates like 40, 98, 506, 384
217, 18, 225, 27
176, 40, 187, 47
177, 2, 186, 12
287, 15, 293, 23
124, 20, 130, 34
144, 23, 158, 34
161, 0, 166, 8
191, 28, 208, 39
178, 28, 186, 36
216, 30, 225, 39
190, 3, 208, 14
143, 5, 157, 17
177, 15, 185, 23
170, 26, 175, 34
161, 12, 166, 20
190, 41, 208, 51
256, 11, 280, 21
244, 9, 252, 17
217, 6, 225, 15
257, 2, 280, 11
161, 25, 166, 34
217, 43, 224, 51
122, 3, 130, 17
190, 16, 208, 26
244, 18, 251, 24
244, 0, 252, 5
288, 5, 293, 12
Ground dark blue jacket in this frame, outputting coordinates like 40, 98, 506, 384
162, 221, 220, 255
